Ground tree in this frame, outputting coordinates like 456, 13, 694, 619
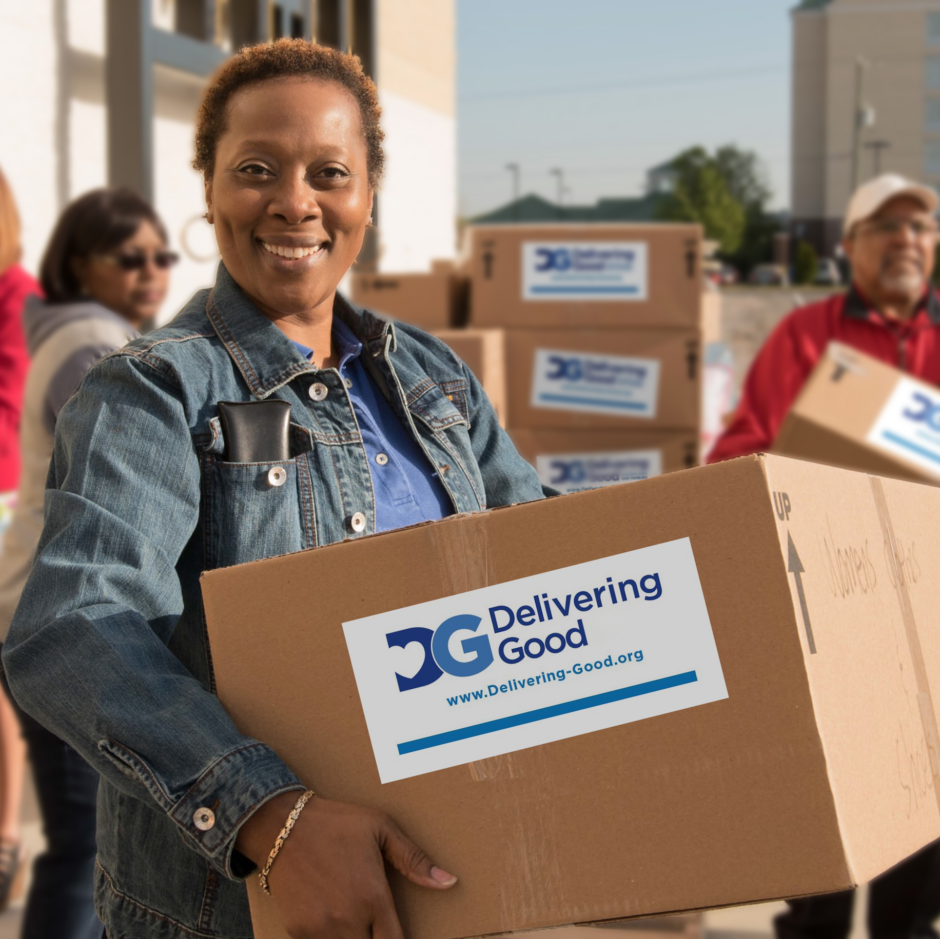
793, 240, 819, 285
656, 145, 779, 275
655, 147, 746, 255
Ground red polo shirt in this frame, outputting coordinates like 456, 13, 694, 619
707, 286, 940, 464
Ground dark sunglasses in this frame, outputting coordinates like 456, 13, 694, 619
94, 250, 180, 271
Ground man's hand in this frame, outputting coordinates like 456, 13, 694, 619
236, 792, 457, 939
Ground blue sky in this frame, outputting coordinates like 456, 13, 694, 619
457, 0, 795, 218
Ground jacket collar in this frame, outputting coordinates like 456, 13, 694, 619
843, 283, 940, 326
205, 262, 395, 399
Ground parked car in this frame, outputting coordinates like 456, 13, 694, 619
814, 258, 842, 286
748, 264, 789, 287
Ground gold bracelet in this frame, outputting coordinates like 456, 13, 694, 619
258, 789, 315, 896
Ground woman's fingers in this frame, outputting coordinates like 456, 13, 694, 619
378, 817, 457, 890
371, 885, 406, 939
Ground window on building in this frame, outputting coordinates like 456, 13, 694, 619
925, 141, 940, 177
317, 0, 341, 48
291, 13, 305, 38
928, 57, 940, 88
927, 98, 940, 133
929, 12, 940, 46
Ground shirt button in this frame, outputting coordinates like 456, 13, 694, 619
349, 512, 366, 533
344, 377, 353, 389
375, 453, 389, 466
267, 466, 287, 488
193, 807, 216, 831
308, 382, 328, 402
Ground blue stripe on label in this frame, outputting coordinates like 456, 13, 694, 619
881, 431, 940, 465
396, 670, 698, 755
529, 286, 641, 295
537, 393, 649, 411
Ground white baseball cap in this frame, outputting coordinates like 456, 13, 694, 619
844, 174, 939, 235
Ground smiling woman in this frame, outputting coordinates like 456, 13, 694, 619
0, 39, 549, 939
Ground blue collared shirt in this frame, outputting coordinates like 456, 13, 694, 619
291, 318, 452, 532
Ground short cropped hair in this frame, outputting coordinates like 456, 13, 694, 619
40, 188, 168, 303
0, 165, 22, 275
193, 39, 384, 187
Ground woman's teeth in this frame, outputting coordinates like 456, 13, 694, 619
261, 242, 323, 259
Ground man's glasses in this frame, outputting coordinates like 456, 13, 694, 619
94, 250, 180, 271
857, 218, 939, 239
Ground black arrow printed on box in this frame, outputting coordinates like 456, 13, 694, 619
787, 531, 817, 655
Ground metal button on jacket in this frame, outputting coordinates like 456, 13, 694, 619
375, 453, 389, 466
349, 512, 366, 533
267, 466, 287, 488
344, 377, 353, 389
308, 382, 328, 402
193, 807, 216, 831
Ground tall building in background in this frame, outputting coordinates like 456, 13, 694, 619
0, 0, 456, 321
791, 0, 940, 257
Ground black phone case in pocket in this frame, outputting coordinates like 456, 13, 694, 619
217, 400, 291, 463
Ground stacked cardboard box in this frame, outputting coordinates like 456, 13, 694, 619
351, 260, 465, 330
463, 224, 704, 491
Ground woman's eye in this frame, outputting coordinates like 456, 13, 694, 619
318, 167, 349, 180
238, 163, 271, 176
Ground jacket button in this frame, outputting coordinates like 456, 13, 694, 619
267, 466, 287, 488
349, 512, 366, 533
193, 807, 216, 831
344, 377, 353, 389
308, 382, 328, 402
375, 453, 389, 466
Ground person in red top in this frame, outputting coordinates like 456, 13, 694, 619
709, 173, 940, 466
0, 165, 38, 496
710, 174, 940, 939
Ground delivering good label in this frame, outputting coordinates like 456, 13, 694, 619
531, 348, 661, 417
536, 449, 663, 495
522, 241, 648, 301
866, 377, 940, 479
343, 538, 727, 783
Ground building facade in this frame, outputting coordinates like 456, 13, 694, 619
791, 0, 940, 256
0, 0, 456, 322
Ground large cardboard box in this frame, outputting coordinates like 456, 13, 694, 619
465, 224, 702, 329
505, 327, 700, 430
203, 454, 940, 939
433, 328, 507, 426
509, 428, 698, 493
775, 341, 940, 484
352, 264, 459, 329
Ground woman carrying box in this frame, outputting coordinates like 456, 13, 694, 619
2, 40, 547, 939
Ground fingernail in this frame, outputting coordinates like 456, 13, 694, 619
430, 865, 457, 886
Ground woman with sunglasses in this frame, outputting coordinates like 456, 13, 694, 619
0, 186, 175, 939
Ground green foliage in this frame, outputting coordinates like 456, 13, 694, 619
656, 145, 779, 275
655, 147, 746, 255
793, 240, 819, 285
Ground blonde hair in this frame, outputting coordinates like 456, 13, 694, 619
0, 166, 21, 274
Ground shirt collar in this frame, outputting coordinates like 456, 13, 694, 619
206, 262, 393, 399
289, 317, 363, 370
843, 283, 940, 326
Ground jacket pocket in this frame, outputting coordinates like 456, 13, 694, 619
202, 456, 305, 570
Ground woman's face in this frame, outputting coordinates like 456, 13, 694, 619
205, 77, 373, 319
73, 220, 171, 328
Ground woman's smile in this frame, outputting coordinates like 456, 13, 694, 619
257, 237, 330, 270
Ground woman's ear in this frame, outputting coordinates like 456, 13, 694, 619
204, 177, 215, 225
366, 188, 374, 226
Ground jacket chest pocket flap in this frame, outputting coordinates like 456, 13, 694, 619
408, 379, 470, 433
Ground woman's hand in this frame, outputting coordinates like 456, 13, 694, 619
237, 792, 457, 939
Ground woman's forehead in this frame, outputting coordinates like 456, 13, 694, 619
224, 77, 361, 131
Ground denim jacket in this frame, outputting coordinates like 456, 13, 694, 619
2, 263, 546, 939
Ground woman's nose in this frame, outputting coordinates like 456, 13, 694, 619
271, 173, 321, 224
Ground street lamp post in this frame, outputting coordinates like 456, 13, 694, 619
550, 167, 564, 219
505, 163, 520, 221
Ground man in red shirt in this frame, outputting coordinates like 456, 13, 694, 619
709, 174, 940, 465
710, 175, 940, 939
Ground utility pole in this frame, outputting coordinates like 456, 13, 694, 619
550, 167, 564, 219
505, 163, 520, 221
864, 140, 891, 176
851, 57, 873, 191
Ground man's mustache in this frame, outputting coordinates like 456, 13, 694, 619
881, 252, 926, 274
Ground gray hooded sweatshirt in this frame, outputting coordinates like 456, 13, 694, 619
0, 298, 138, 638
